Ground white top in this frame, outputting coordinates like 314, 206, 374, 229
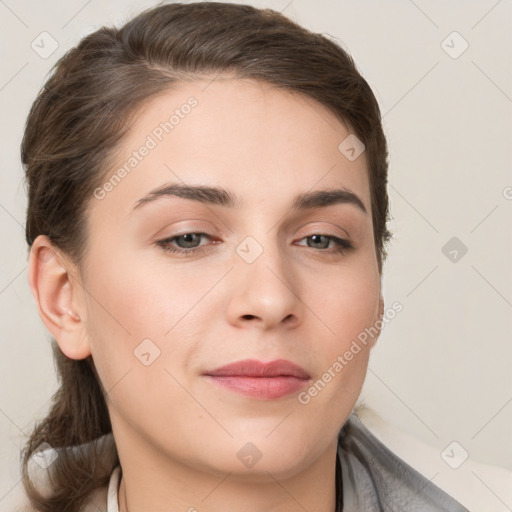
107, 466, 121, 512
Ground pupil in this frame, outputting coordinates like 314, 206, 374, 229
310, 235, 327, 248
181, 234, 198, 247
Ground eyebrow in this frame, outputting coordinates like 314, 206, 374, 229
132, 183, 367, 214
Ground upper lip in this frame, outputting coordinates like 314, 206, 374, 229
203, 359, 310, 379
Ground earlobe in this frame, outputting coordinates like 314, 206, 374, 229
28, 235, 91, 360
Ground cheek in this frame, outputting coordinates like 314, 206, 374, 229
84, 246, 203, 333
80, 253, 223, 461
82, 250, 213, 386
297, 260, 380, 407
82, 266, 197, 434
308, 261, 381, 347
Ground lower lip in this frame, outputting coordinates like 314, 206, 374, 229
204, 375, 310, 400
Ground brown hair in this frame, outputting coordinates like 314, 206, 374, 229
21, 2, 392, 510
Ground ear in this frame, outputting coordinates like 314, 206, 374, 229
369, 294, 385, 349
28, 235, 91, 360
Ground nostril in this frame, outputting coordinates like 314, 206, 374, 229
243, 314, 257, 320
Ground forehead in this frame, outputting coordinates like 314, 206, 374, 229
90, 76, 371, 220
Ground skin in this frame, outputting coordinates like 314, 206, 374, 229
29, 76, 384, 512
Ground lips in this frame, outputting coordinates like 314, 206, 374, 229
203, 358, 310, 379
202, 359, 311, 400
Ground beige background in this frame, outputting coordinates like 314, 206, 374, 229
1, 0, 511, 507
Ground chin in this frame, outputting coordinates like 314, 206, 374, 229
191, 435, 320, 481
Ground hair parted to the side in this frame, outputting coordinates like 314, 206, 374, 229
21, 2, 393, 510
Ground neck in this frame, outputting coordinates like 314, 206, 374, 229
114, 430, 340, 512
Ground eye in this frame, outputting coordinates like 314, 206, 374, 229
156, 232, 353, 257
296, 234, 353, 254
157, 232, 216, 256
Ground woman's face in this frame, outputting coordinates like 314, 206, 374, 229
74, 77, 383, 478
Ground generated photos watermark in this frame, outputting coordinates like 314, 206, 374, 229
298, 301, 403, 405
93, 97, 198, 200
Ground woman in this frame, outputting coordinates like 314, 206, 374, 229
20, 2, 470, 510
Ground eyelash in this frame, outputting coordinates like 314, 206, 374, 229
156, 232, 354, 257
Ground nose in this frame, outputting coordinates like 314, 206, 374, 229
225, 236, 303, 331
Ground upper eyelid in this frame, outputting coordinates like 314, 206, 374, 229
159, 220, 350, 239
150, 212, 353, 239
